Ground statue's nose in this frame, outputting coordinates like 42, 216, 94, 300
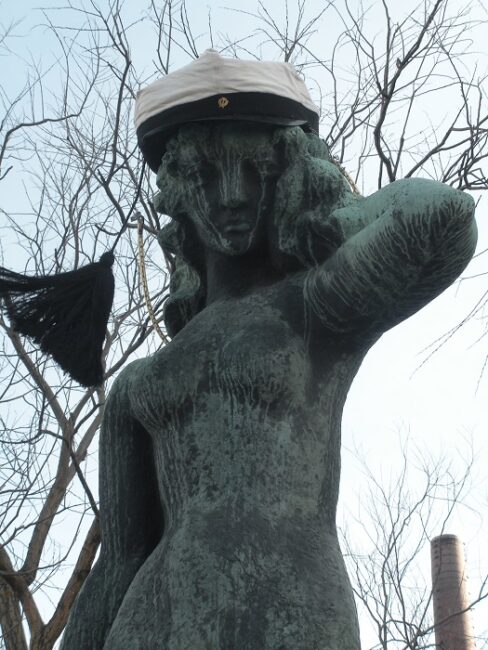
220, 163, 246, 208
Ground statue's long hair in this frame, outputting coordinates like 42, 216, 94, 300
155, 123, 359, 337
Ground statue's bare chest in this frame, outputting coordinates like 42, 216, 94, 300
129, 288, 315, 433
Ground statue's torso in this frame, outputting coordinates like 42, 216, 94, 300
104, 277, 364, 649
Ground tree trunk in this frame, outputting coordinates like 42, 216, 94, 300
0, 578, 28, 650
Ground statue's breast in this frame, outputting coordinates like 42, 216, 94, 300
128, 288, 311, 433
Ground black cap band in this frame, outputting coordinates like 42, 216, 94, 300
137, 91, 320, 172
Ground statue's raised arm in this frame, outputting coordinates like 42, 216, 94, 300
303, 177, 477, 339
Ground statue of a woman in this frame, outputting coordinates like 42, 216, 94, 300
60, 56, 477, 650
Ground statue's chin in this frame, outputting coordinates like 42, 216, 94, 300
210, 233, 257, 256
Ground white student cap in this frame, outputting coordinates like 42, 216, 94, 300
135, 49, 320, 172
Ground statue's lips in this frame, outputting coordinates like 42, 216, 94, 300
222, 223, 252, 234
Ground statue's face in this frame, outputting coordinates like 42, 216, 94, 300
161, 123, 283, 255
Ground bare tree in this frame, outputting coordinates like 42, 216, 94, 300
0, 3, 175, 648
341, 439, 488, 649
227, 0, 488, 193
0, 1, 486, 648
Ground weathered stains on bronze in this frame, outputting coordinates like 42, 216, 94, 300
60, 123, 477, 649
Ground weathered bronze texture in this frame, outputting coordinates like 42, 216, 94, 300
61, 122, 477, 649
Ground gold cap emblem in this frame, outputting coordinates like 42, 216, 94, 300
217, 96, 229, 109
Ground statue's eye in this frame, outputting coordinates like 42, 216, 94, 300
256, 159, 281, 178
187, 166, 214, 187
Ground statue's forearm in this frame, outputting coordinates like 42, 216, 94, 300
60, 373, 165, 648
305, 179, 477, 335
60, 555, 142, 649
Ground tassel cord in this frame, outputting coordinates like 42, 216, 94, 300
109, 161, 147, 253
136, 217, 169, 344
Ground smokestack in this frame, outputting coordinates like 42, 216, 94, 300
431, 534, 476, 649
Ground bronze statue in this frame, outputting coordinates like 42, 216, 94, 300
60, 120, 476, 649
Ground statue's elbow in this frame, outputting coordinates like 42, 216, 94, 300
445, 185, 476, 224
412, 180, 477, 255
442, 186, 477, 252
465, 211, 478, 264
436, 187, 478, 275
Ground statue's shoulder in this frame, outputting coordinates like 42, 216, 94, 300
106, 356, 154, 406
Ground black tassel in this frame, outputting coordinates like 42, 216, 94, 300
0, 252, 115, 387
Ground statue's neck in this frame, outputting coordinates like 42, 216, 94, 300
204, 248, 281, 304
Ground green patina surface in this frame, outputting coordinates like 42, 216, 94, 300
61, 123, 477, 649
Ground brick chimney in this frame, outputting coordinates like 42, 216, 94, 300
431, 534, 476, 649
